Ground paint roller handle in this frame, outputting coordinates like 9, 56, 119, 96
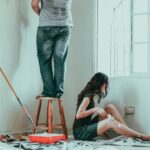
0, 67, 35, 127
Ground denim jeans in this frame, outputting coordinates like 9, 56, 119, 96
36, 26, 71, 97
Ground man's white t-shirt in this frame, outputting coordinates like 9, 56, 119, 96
39, 0, 73, 27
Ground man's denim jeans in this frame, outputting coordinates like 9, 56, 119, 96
36, 26, 71, 97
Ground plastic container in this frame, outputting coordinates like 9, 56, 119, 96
29, 133, 66, 144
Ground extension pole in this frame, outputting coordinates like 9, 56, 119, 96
0, 67, 35, 128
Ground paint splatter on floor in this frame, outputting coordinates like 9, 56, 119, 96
1, 136, 150, 150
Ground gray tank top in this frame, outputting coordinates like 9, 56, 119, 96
39, 0, 73, 27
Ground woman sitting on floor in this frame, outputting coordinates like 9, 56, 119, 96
73, 72, 150, 141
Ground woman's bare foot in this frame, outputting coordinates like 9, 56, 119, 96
140, 135, 150, 141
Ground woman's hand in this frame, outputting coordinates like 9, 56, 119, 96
94, 107, 108, 117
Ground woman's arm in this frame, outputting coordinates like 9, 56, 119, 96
76, 97, 95, 119
76, 97, 107, 119
31, 0, 40, 15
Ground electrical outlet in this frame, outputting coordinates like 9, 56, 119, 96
125, 106, 135, 115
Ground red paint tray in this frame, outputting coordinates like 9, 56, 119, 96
29, 133, 66, 144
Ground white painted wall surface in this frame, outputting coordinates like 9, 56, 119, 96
97, 0, 150, 134
62, 0, 95, 131
0, 0, 150, 135
101, 77, 150, 134
0, 0, 40, 132
0, 0, 95, 133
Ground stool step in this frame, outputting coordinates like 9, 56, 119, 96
36, 124, 63, 129
36, 126, 49, 130
53, 124, 63, 129
36, 97, 60, 101
38, 123, 48, 126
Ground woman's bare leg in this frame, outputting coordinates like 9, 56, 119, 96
105, 104, 126, 125
97, 118, 150, 140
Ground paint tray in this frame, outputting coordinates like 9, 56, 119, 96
28, 133, 66, 144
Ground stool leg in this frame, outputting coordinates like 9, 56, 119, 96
33, 99, 42, 133
58, 100, 68, 139
47, 100, 53, 133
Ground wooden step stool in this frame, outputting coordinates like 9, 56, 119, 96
32, 97, 68, 139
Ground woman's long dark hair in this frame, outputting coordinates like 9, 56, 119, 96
77, 72, 109, 107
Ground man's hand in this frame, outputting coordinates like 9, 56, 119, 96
32, 0, 40, 15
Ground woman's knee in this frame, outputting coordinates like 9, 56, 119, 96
97, 118, 116, 135
105, 104, 117, 112
97, 116, 124, 136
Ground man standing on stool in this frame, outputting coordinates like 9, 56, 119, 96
32, 0, 73, 99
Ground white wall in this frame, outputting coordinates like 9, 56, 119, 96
102, 77, 150, 134
97, 0, 150, 134
63, 0, 96, 130
1, 0, 149, 136
97, 0, 131, 76
0, 0, 41, 133
0, 0, 95, 133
